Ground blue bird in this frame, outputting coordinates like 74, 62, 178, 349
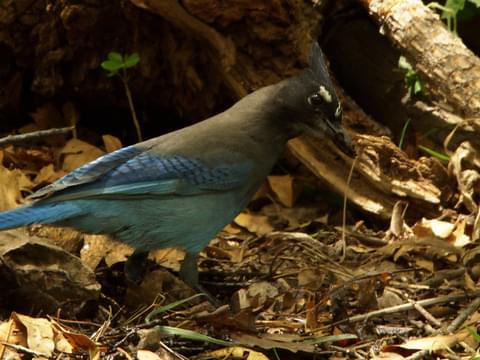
0, 43, 351, 293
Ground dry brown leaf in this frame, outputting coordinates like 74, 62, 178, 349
398, 331, 469, 351
81, 234, 132, 270
0, 318, 23, 359
412, 217, 471, 248
231, 333, 315, 353
0, 151, 33, 211
11, 313, 55, 357
59, 138, 104, 172
251, 181, 270, 201
452, 217, 470, 247
267, 175, 295, 207
207, 347, 270, 360
223, 223, 242, 235
414, 258, 434, 272
102, 134, 123, 153
137, 350, 162, 360
374, 353, 406, 359
51, 320, 99, 353
33, 164, 64, 187
234, 212, 273, 236
415, 218, 455, 239
151, 247, 185, 272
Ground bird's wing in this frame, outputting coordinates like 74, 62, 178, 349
31, 146, 252, 202
29, 145, 142, 199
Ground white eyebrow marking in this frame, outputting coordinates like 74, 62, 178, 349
335, 104, 342, 118
318, 85, 332, 103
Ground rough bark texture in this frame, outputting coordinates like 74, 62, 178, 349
0, 0, 324, 128
359, 0, 480, 120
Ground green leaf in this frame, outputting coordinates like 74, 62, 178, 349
444, 0, 465, 14
466, 327, 480, 342
107, 52, 123, 63
413, 79, 423, 95
418, 145, 451, 162
398, 118, 411, 150
468, 0, 480, 7
124, 52, 140, 68
100, 60, 123, 73
398, 56, 412, 71
158, 326, 234, 346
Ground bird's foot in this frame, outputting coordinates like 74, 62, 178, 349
124, 250, 149, 284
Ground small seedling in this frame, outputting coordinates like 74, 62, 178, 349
428, 0, 480, 34
428, 1, 458, 33
101, 52, 143, 141
398, 56, 424, 98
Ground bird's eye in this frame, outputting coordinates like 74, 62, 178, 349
307, 93, 323, 106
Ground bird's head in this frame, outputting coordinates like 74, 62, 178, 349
275, 42, 353, 155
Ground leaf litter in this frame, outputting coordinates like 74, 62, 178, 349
0, 123, 479, 359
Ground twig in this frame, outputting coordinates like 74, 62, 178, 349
121, 74, 142, 142
0, 126, 74, 147
340, 150, 361, 261
411, 300, 442, 327
328, 291, 480, 328
446, 295, 480, 333
1, 342, 48, 357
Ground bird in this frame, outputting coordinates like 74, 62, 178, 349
0, 43, 351, 295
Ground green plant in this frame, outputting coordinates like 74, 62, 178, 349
428, 0, 480, 34
398, 118, 412, 150
101, 52, 143, 141
418, 145, 451, 162
398, 56, 424, 98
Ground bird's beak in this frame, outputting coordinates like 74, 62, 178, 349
324, 118, 355, 157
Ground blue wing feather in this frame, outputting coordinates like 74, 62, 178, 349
30, 145, 143, 199
32, 146, 252, 202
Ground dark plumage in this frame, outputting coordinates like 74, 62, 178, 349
0, 43, 351, 292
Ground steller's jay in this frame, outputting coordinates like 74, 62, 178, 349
0, 43, 351, 293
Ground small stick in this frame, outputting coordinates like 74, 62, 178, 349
0, 126, 75, 147
411, 300, 442, 328
327, 291, 480, 328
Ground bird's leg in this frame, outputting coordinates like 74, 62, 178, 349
179, 251, 199, 288
180, 251, 219, 305
124, 250, 149, 284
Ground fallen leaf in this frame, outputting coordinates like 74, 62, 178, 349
415, 218, 454, 239
137, 350, 162, 360
102, 134, 122, 153
207, 346, 270, 360
12, 313, 54, 357
267, 175, 296, 207
398, 332, 468, 351
33, 164, 64, 187
81, 234, 132, 269
0, 151, 33, 210
0, 318, 24, 359
51, 319, 99, 353
452, 217, 470, 247
59, 138, 104, 172
234, 212, 273, 236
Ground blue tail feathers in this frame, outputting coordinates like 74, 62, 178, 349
0, 203, 81, 230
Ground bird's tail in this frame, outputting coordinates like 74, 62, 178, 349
0, 202, 81, 230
